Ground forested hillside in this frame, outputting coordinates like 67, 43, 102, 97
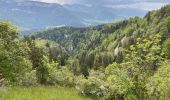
1, 4, 170, 100
35, 5, 170, 74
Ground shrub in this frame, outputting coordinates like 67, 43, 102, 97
17, 70, 38, 87
146, 61, 170, 100
0, 78, 9, 94
76, 70, 109, 99
105, 63, 136, 100
48, 66, 76, 87
0, 78, 9, 87
0, 22, 32, 83
162, 38, 170, 59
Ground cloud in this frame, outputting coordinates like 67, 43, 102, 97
107, 2, 169, 11
130, 2, 169, 11
24, 0, 170, 9
28, 0, 170, 5
30, 0, 77, 5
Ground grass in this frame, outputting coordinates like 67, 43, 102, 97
0, 86, 92, 100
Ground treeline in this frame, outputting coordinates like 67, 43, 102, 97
35, 5, 170, 76
0, 4, 170, 100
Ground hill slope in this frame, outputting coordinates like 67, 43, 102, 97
34, 4, 170, 69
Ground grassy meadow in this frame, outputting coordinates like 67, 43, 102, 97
0, 87, 92, 100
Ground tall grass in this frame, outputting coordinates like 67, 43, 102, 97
0, 87, 92, 100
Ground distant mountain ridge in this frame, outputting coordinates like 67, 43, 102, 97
0, 0, 148, 31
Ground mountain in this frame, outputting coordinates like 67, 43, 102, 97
0, 0, 147, 31
1, 4, 170, 99
34, 4, 170, 69
0, 0, 83, 31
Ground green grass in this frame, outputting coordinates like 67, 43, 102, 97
0, 87, 92, 100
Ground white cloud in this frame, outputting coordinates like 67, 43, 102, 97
30, 0, 77, 5
107, 2, 169, 11
130, 2, 169, 11
25, 0, 170, 7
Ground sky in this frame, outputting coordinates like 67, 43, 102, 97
31, 0, 76, 4
29, 0, 170, 5
28, 0, 170, 10
7, 0, 169, 11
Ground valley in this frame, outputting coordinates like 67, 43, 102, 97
0, 1, 170, 100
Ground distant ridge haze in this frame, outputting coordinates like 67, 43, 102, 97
0, 0, 169, 31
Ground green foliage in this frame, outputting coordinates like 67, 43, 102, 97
69, 58, 80, 75
76, 70, 108, 99
33, 5, 170, 74
0, 22, 31, 83
17, 70, 37, 87
124, 26, 135, 36
1, 4, 170, 100
105, 63, 135, 99
48, 66, 76, 87
36, 55, 50, 85
168, 17, 170, 32
125, 34, 162, 71
0, 75, 9, 87
146, 61, 170, 100
35, 39, 68, 66
105, 34, 162, 100
162, 38, 170, 59
23, 37, 51, 85
23, 37, 71, 86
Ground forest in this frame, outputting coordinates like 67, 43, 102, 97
0, 4, 170, 100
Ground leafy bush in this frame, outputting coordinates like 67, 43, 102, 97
105, 63, 136, 100
18, 70, 38, 86
146, 61, 170, 100
17, 70, 38, 87
162, 38, 170, 59
104, 34, 162, 100
48, 66, 76, 87
0, 78, 9, 87
12, 57, 38, 86
76, 70, 109, 99
0, 22, 32, 83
